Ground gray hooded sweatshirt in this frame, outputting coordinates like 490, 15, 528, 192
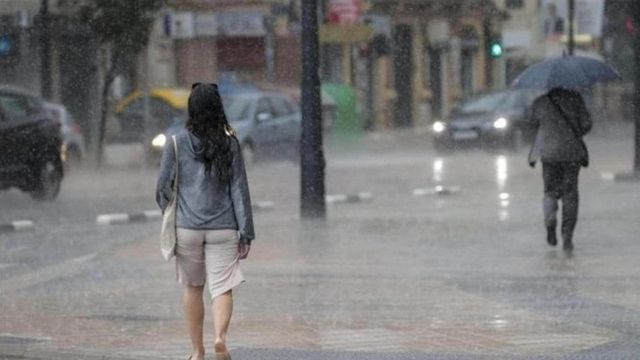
155, 129, 254, 244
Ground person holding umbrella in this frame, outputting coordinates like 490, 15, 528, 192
528, 87, 591, 252
514, 56, 621, 252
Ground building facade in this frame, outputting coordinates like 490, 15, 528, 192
367, 0, 504, 129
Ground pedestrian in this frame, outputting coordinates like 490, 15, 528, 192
528, 87, 592, 252
156, 82, 254, 360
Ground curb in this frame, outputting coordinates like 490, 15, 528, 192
97, 202, 276, 226
0, 220, 35, 234
601, 172, 640, 182
96, 210, 161, 225
412, 186, 461, 197
254, 201, 276, 211
326, 192, 373, 204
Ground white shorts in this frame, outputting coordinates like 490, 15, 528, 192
175, 228, 245, 299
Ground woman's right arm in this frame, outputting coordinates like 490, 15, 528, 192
155, 138, 176, 212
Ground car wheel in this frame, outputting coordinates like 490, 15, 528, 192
31, 159, 63, 201
241, 142, 255, 167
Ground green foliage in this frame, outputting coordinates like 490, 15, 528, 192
80, 0, 164, 55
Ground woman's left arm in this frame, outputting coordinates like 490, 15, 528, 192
230, 138, 255, 245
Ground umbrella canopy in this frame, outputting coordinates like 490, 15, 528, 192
512, 56, 621, 90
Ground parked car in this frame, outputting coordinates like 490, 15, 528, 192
431, 89, 543, 151
222, 90, 301, 163
43, 102, 86, 166
115, 87, 301, 164
0, 85, 64, 200
114, 87, 189, 144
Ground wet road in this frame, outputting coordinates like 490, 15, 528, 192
1, 125, 639, 359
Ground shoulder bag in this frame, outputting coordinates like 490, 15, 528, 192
548, 96, 590, 168
160, 135, 179, 261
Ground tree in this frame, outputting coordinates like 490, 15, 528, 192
78, 0, 164, 166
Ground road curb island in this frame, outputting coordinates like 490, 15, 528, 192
0, 220, 35, 235
2, 188, 464, 231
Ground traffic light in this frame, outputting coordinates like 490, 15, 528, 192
488, 40, 503, 58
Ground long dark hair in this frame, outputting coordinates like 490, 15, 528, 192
186, 83, 233, 185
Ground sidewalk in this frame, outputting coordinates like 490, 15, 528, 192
1, 126, 640, 359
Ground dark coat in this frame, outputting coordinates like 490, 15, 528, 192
528, 88, 592, 165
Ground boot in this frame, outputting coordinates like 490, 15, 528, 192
546, 226, 557, 247
563, 236, 574, 252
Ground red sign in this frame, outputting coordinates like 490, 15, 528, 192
328, 0, 361, 25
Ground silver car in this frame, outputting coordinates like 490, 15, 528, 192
154, 91, 301, 164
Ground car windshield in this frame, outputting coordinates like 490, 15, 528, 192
222, 95, 253, 122
459, 92, 519, 114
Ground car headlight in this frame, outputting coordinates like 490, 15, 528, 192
433, 121, 446, 133
151, 134, 167, 148
493, 117, 508, 130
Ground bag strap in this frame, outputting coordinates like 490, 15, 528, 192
171, 135, 178, 192
548, 94, 583, 140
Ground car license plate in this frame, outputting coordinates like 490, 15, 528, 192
452, 130, 478, 140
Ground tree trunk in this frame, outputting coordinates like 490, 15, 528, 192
96, 54, 118, 168
39, 0, 52, 99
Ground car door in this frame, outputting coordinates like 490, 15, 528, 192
0, 103, 11, 172
252, 96, 278, 158
0, 92, 39, 172
268, 95, 300, 159
118, 99, 145, 142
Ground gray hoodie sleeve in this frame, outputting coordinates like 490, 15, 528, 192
155, 139, 176, 213
230, 138, 255, 244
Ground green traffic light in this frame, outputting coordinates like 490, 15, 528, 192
490, 41, 503, 58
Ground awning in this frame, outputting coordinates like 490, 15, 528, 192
319, 24, 374, 44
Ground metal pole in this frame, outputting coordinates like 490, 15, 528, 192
265, 15, 276, 83
300, 0, 326, 219
39, 0, 52, 99
633, 1, 640, 173
568, 0, 575, 56
364, 44, 375, 130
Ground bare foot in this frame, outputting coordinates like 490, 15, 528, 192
190, 352, 205, 360
214, 340, 227, 354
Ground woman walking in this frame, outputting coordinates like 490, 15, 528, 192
156, 83, 254, 360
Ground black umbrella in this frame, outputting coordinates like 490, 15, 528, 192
512, 56, 621, 89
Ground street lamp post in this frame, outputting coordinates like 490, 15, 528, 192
568, 0, 575, 56
633, 1, 640, 173
300, 0, 326, 219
